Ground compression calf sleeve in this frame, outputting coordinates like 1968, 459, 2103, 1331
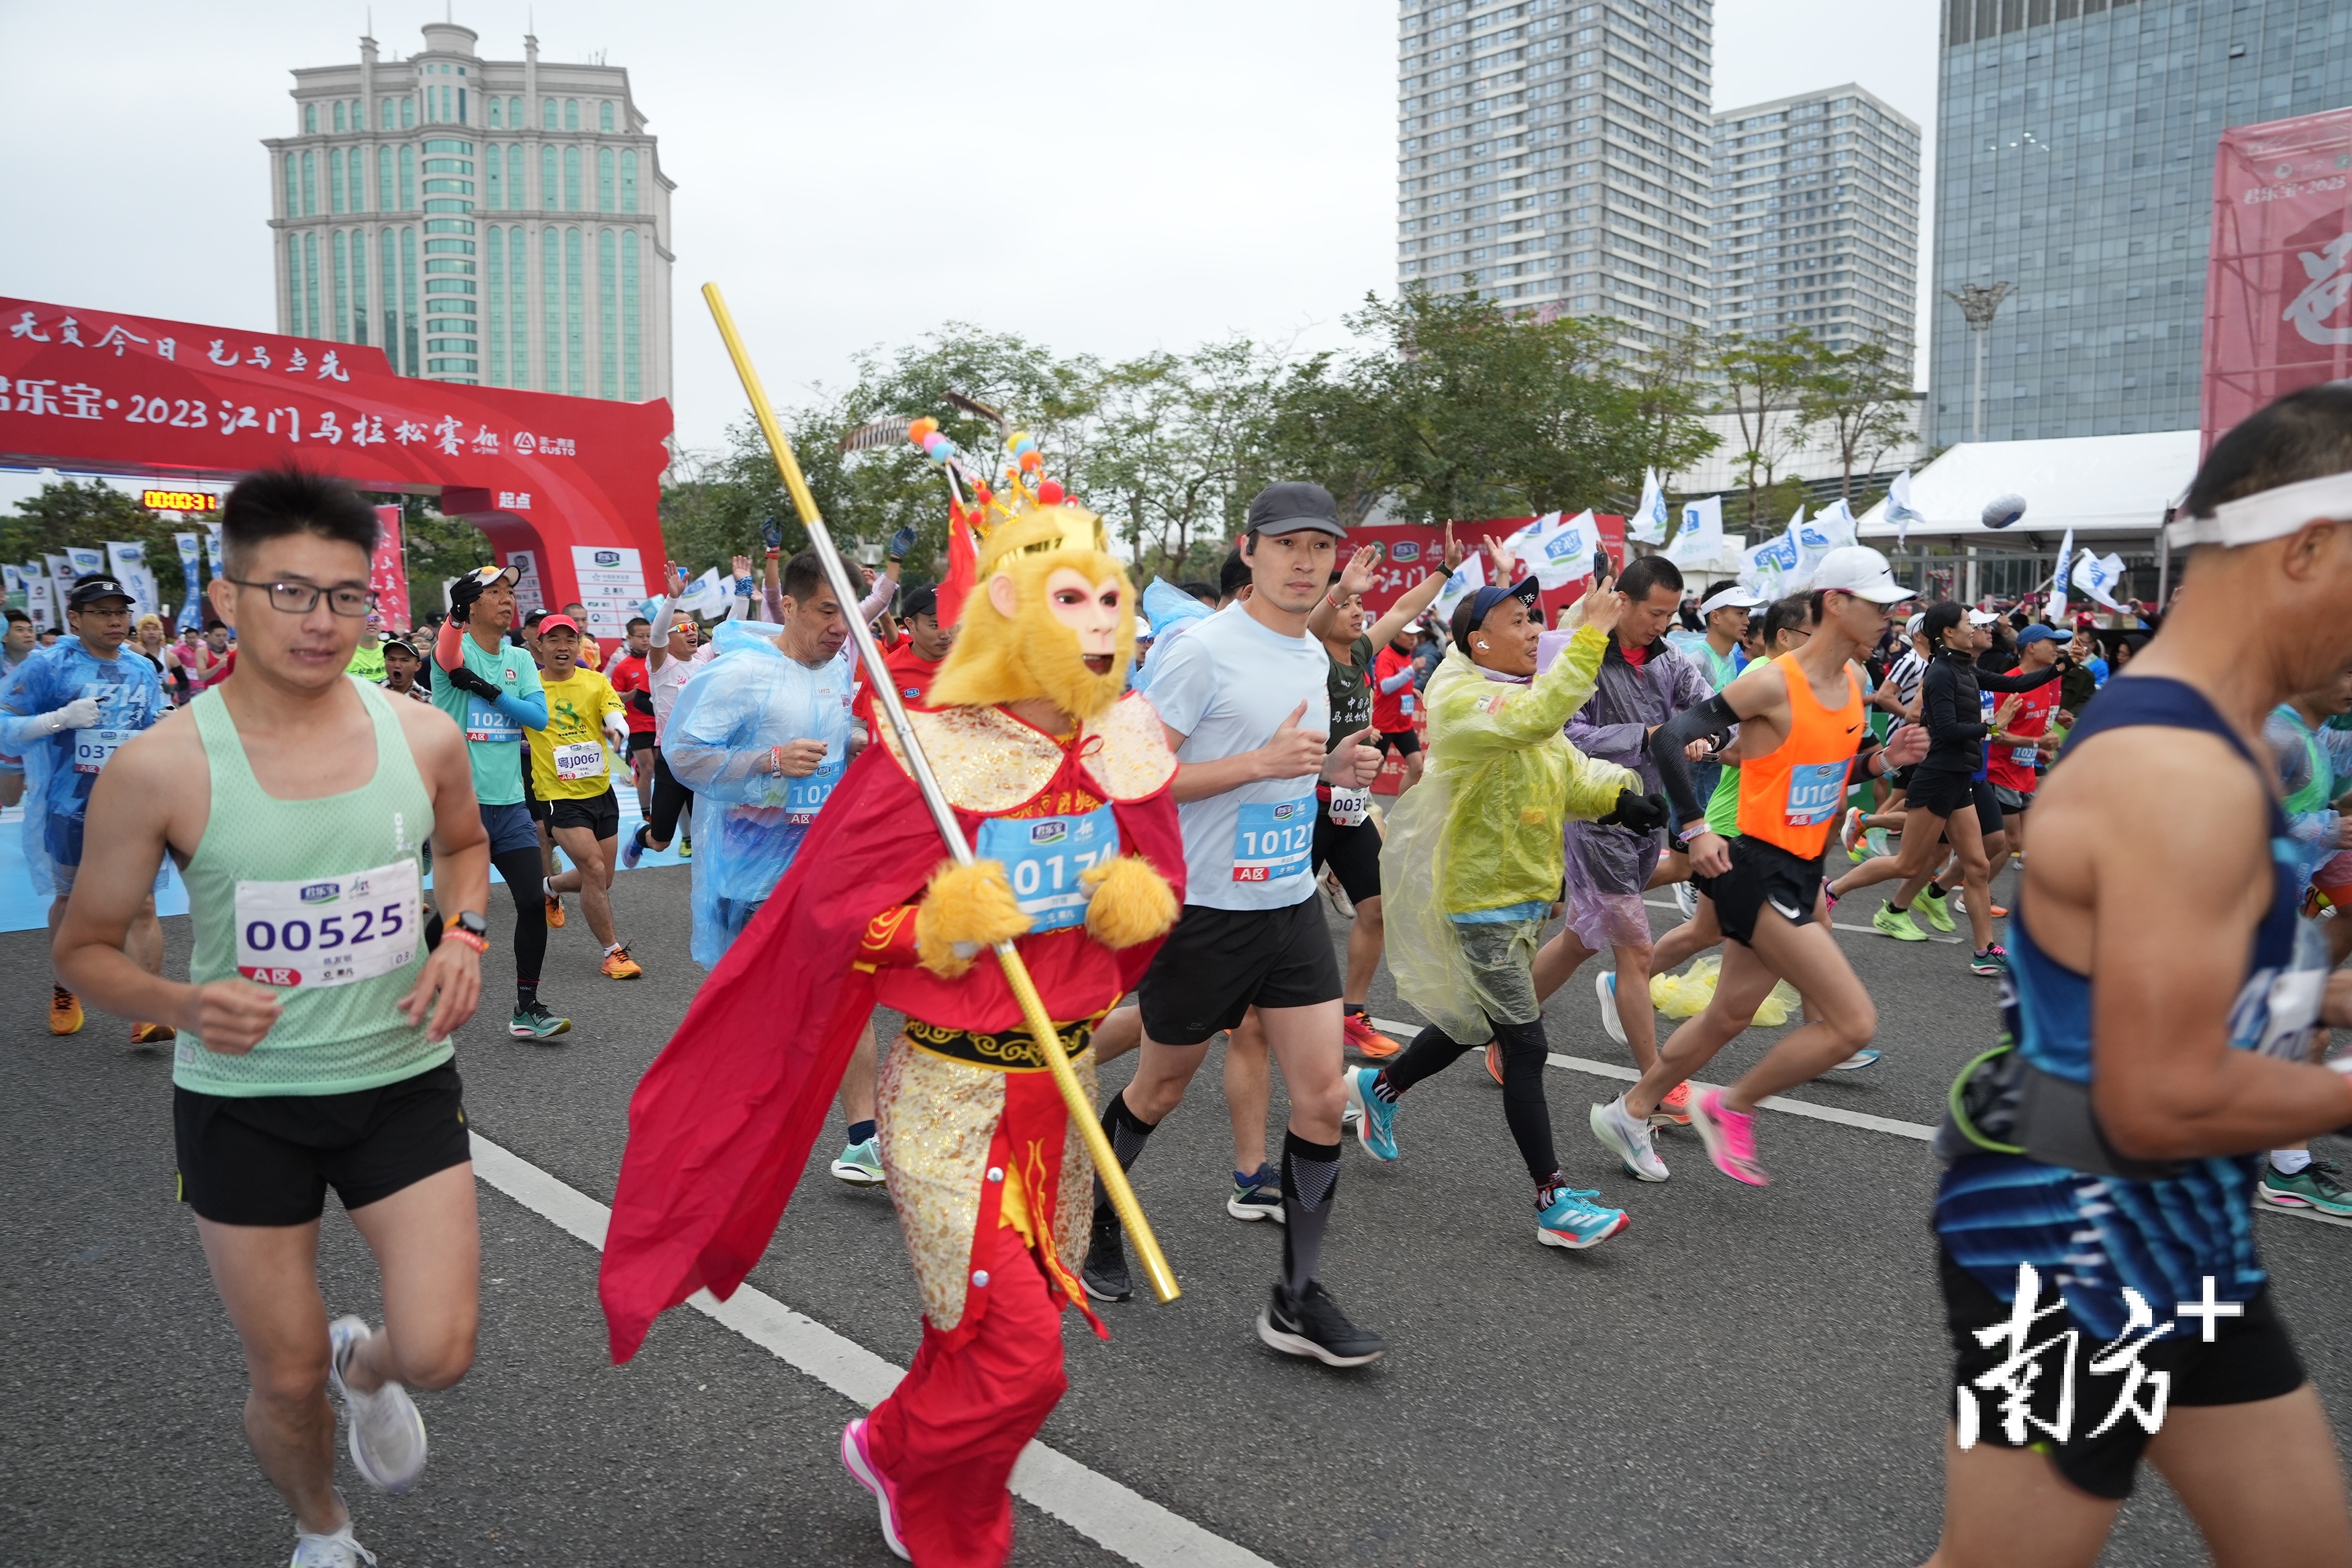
1091, 1092, 1158, 1221
1280, 1130, 1343, 1296
1648, 693, 1741, 827
1492, 1018, 1559, 1184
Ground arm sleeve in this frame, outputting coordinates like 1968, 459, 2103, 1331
435, 618, 465, 671
1921, 662, 1986, 744
493, 660, 547, 729
1977, 663, 2064, 693
1437, 626, 1615, 763
858, 573, 894, 624
650, 598, 678, 640
1648, 693, 1742, 826
1378, 666, 1414, 694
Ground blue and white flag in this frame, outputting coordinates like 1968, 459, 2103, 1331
1630, 467, 1671, 546
174, 534, 205, 631
1885, 469, 1922, 549
2072, 548, 2126, 611
64, 545, 105, 583
203, 526, 224, 582
1667, 495, 1724, 567
104, 541, 161, 617
2047, 527, 2075, 622
1431, 554, 1486, 628
1738, 529, 1801, 597
1503, 509, 1601, 591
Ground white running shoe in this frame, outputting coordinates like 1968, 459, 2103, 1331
1596, 969, 1629, 1046
289, 1521, 377, 1568
327, 1317, 428, 1495
1588, 1095, 1669, 1182
1673, 881, 1699, 920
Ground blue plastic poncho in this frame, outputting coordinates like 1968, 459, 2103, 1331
660, 621, 855, 967
0, 635, 170, 897
1131, 579, 1215, 695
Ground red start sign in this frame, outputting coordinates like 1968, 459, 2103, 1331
0, 295, 672, 636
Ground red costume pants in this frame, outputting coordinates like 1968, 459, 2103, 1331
864, 1221, 1069, 1567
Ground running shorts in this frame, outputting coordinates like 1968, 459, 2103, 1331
479, 799, 540, 856
1974, 777, 2004, 836
522, 765, 550, 824
1136, 897, 1342, 1045
1691, 835, 1824, 948
626, 731, 656, 756
1312, 812, 1383, 905
548, 787, 620, 841
1991, 783, 2032, 816
1906, 769, 2003, 834
1939, 1244, 2303, 1500
174, 1061, 472, 1226
1889, 763, 1916, 792
1377, 728, 1421, 758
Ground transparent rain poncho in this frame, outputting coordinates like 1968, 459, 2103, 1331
1131, 578, 1216, 695
660, 621, 855, 967
1379, 629, 1637, 1042
0, 635, 170, 897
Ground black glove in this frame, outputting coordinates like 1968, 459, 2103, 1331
1596, 787, 1669, 834
627, 689, 654, 716
761, 516, 784, 552
444, 664, 501, 701
887, 524, 918, 563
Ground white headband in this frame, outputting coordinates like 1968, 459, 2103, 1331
2167, 469, 2352, 548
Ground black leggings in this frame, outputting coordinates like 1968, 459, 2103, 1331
1383, 1016, 1557, 1183
425, 843, 548, 987
644, 748, 693, 848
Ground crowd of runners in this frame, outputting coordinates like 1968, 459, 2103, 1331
7, 380, 2352, 1568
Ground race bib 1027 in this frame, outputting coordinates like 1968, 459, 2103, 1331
1233, 797, 1314, 883
234, 859, 421, 990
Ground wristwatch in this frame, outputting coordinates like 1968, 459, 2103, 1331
446, 909, 491, 954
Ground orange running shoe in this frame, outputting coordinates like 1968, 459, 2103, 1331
130, 1021, 177, 1046
1485, 1041, 1504, 1085
50, 985, 83, 1036
1342, 1010, 1400, 1059
1648, 1080, 1693, 1127
600, 945, 644, 980
545, 893, 566, 929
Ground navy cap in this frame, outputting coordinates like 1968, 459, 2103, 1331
1451, 576, 1540, 645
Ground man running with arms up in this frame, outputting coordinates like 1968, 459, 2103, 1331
1925, 389, 2352, 1566
54, 469, 493, 1568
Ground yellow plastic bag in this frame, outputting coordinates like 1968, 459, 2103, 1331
1648, 956, 1803, 1026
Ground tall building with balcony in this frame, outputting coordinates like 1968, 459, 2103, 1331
1927, 0, 2351, 446
264, 21, 673, 398
1708, 85, 1921, 375
1395, 0, 1714, 348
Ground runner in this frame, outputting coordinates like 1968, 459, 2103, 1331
52, 467, 491, 1568
1589, 548, 1922, 1186
1923, 386, 2352, 1567
1523, 554, 1716, 1083
604, 615, 658, 820
849, 582, 955, 734
379, 636, 433, 705
1841, 610, 1930, 850
1346, 569, 1657, 1251
619, 566, 725, 869
1079, 480, 1388, 1367
0, 605, 37, 808
430, 565, 571, 1040
1981, 623, 2065, 861
660, 550, 884, 1186
524, 614, 644, 981
0, 572, 172, 1039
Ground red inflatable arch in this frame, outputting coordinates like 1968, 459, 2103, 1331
0, 294, 672, 640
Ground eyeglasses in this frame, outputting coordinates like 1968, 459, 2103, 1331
226, 577, 377, 617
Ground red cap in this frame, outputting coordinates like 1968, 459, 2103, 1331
538, 614, 581, 637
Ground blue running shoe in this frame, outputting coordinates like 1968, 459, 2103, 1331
1344, 1067, 1399, 1161
1536, 1185, 1629, 1250
1830, 1048, 1881, 1071
620, 824, 648, 871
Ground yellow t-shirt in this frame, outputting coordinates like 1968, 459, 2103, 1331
527, 666, 626, 800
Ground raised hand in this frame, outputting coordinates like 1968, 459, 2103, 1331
1257, 701, 1330, 781
1338, 542, 1385, 599
1442, 522, 1467, 572
1321, 727, 1385, 787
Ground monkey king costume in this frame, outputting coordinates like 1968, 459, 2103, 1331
599, 503, 1183, 1568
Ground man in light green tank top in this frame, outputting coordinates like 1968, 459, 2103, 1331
56, 468, 494, 1568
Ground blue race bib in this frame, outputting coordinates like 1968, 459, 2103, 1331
785, 757, 845, 826
1232, 796, 1315, 883
1782, 762, 1848, 826
977, 804, 1121, 933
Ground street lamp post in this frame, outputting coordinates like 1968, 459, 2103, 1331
1945, 281, 2015, 442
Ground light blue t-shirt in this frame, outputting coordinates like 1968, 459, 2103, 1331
1141, 602, 1330, 913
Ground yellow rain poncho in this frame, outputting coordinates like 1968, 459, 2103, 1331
1379, 624, 1639, 1041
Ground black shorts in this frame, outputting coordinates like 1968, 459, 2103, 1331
1939, 1244, 2304, 1500
547, 787, 620, 840
1889, 764, 1916, 793
174, 1061, 472, 1226
1907, 769, 2003, 835
1136, 896, 1343, 1045
626, 730, 656, 756
521, 765, 551, 824
1992, 782, 2032, 815
1692, 835, 1824, 948
1312, 810, 1383, 905
1377, 728, 1420, 758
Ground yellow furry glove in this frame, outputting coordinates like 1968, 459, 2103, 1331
914, 860, 1033, 979
1080, 854, 1179, 950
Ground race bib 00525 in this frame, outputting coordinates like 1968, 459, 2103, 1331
234, 859, 420, 990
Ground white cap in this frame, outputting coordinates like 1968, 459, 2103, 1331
1967, 608, 2001, 626
1906, 611, 1926, 636
1134, 615, 1155, 640
1808, 546, 1913, 605
1701, 584, 1765, 614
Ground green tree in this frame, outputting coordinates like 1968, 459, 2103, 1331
3, 481, 187, 609
1081, 338, 1283, 583
1712, 329, 1823, 530
1796, 338, 1916, 499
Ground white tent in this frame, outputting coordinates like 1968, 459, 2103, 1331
1855, 430, 2200, 542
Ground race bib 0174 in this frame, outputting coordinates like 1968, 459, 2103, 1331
1233, 797, 1315, 883
234, 859, 421, 990
977, 805, 1120, 934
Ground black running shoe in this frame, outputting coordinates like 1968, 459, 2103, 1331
1081, 1212, 1131, 1302
1257, 1280, 1385, 1367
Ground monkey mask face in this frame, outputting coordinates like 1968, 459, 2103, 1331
926, 503, 1136, 724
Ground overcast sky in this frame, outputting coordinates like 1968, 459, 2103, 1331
0, 0, 1940, 493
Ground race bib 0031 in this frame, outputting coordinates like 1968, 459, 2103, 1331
1233, 797, 1315, 883
552, 740, 605, 781
1327, 786, 1372, 828
234, 859, 421, 990
1781, 762, 1849, 827
977, 805, 1120, 934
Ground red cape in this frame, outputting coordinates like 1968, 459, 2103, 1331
598, 727, 1181, 1365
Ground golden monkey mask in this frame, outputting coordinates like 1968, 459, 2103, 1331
925, 503, 1136, 724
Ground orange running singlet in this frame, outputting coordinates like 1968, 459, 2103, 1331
1735, 665, 1864, 859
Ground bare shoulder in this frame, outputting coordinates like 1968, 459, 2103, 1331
1722, 655, 1788, 716
109, 702, 207, 783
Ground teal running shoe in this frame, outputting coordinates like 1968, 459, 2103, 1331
2259, 1159, 2352, 1217
1536, 1184, 1629, 1250
508, 1000, 572, 1040
830, 1138, 885, 1187
1344, 1066, 1399, 1161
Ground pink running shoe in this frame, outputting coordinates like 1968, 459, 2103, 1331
841, 1417, 911, 1562
1690, 1088, 1769, 1186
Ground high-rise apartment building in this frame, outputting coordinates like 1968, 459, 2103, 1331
1709, 86, 1922, 375
1395, 0, 1714, 348
264, 21, 673, 399
1927, 0, 2351, 446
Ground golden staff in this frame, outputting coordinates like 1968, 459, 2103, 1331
701, 283, 1179, 1305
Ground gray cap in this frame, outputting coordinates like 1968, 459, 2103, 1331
1244, 481, 1346, 538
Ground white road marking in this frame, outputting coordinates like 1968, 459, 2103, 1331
1640, 894, 1963, 944
467, 1134, 1277, 1568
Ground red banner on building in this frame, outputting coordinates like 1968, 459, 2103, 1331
0, 296, 671, 633
369, 504, 409, 631
1352, 515, 1628, 624
2202, 108, 2352, 454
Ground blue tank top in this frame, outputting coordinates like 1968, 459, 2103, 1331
1935, 676, 2331, 1338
